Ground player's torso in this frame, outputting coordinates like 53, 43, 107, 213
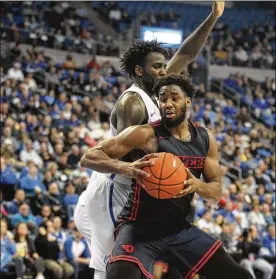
118, 121, 210, 231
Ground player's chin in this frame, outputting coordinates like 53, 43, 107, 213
162, 117, 177, 128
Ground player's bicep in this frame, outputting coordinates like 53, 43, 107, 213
116, 93, 148, 134
203, 130, 221, 183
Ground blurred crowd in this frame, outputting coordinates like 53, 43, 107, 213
1, 2, 119, 56
2, 2, 275, 70
211, 23, 275, 69
1, 39, 275, 279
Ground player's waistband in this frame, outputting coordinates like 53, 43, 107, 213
104, 173, 132, 186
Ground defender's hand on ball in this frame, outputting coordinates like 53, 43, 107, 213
122, 153, 158, 183
174, 168, 203, 198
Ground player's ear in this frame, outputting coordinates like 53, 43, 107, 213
186, 97, 191, 108
135, 65, 143, 77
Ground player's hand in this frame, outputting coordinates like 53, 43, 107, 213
174, 168, 203, 198
212, 1, 225, 18
120, 153, 159, 182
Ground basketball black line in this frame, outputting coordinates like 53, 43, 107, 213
147, 153, 166, 180
141, 178, 185, 186
145, 186, 182, 198
158, 153, 167, 199
148, 163, 160, 179
158, 155, 184, 180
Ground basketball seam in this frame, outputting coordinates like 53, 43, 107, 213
147, 153, 166, 180
159, 153, 167, 199
160, 155, 183, 180
141, 178, 185, 186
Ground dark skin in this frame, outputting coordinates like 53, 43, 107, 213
81, 85, 222, 202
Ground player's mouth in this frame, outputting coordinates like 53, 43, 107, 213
165, 111, 176, 118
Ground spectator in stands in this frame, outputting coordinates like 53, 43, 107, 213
44, 183, 66, 220
234, 47, 249, 67
10, 203, 36, 229
19, 164, 46, 197
35, 221, 74, 279
262, 225, 276, 261
239, 225, 274, 279
14, 222, 45, 279
68, 145, 81, 169
36, 205, 52, 227
0, 218, 25, 277
52, 216, 67, 252
4, 189, 27, 215
63, 183, 79, 219
0, 156, 17, 201
247, 204, 267, 231
20, 140, 43, 168
64, 227, 90, 279
63, 55, 76, 70
7, 62, 24, 81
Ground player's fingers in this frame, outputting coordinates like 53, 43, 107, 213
185, 168, 193, 178
136, 160, 154, 169
173, 186, 193, 198
139, 153, 159, 162
184, 179, 193, 186
135, 169, 150, 179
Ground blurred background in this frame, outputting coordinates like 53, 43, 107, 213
0, 1, 275, 279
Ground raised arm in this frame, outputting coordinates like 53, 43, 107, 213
80, 125, 156, 179
166, 1, 225, 74
177, 129, 222, 202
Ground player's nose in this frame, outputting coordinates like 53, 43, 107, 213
159, 68, 166, 77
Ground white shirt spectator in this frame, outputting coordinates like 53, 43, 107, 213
8, 63, 24, 81
19, 141, 43, 168
235, 47, 248, 62
247, 208, 267, 229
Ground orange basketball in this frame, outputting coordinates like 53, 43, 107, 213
141, 152, 187, 199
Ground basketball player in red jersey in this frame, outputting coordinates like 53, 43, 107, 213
81, 75, 253, 279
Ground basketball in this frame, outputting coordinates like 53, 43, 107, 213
141, 152, 187, 199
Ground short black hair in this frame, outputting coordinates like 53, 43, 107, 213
153, 74, 196, 99
120, 39, 168, 79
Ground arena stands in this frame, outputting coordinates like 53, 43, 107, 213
2, 2, 275, 68
1, 2, 275, 279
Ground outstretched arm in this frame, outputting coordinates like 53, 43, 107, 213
80, 125, 156, 179
166, 1, 225, 74
176, 129, 222, 202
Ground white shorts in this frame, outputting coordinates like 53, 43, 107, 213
74, 172, 131, 272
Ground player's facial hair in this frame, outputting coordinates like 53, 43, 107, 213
142, 69, 155, 93
161, 104, 187, 128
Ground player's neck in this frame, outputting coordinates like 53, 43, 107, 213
168, 120, 190, 140
134, 78, 153, 97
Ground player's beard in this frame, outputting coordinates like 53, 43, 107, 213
142, 73, 155, 94
161, 104, 187, 128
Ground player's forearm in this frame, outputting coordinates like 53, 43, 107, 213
196, 180, 222, 202
80, 149, 126, 174
170, 12, 218, 69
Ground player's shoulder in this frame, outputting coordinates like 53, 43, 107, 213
116, 91, 146, 112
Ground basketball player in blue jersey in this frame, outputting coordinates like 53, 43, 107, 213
80, 75, 253, 279
77, 3, 225, 279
